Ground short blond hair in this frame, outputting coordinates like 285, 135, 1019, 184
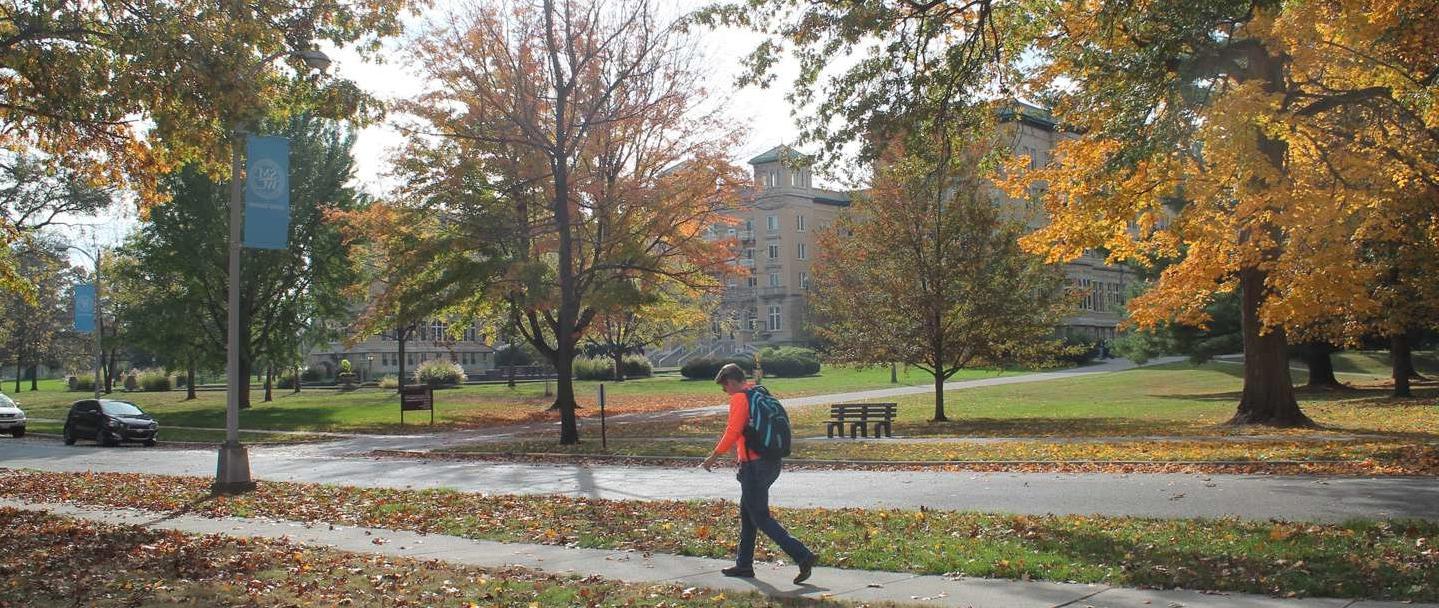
714, 363, 746, 385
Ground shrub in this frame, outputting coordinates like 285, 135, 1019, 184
378, 374, 399, 389
622, 355, 652, 378
276, 371, 299, 390
680, 356, 756, 380
758, 347, 821, 378
71, 376, 95, 392
415, 359, 465, 387
137, 369, 172, 391
572, 357, 612, 381
300, 367, 323, 382
338, 359, 353, 375
495, 343, 541, 367
122, 370, 140, 391
1059, 332, 1099, 366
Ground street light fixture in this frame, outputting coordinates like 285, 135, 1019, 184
64, 244, 103, 400
214, 47, 331, 495
366, 353, 374, 385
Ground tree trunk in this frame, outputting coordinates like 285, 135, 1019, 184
1392, 332, 1412, 398
1400, 330, 1424, 380
1303, 342, 1342, 389
891, 362, 898, 384
1227, 267, 1313, 426
397, 326, 408, 391
29, 364, 38, 391
612, 352, 625, 382
263, 366, 273, 402
293, 365, 302, 393
12, 362, 19, 393
238, 349, 251, 409
555, 348, 580, 444
931, 371, 947, 422
186, 363, 196, 400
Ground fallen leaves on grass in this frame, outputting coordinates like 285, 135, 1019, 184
0, 507, 820, 608
1, 470, 1436, 602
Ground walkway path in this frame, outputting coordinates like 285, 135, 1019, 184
3, 498, 1425, 608
3, 439, 1434, 522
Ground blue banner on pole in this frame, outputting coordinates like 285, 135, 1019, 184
74, 283, 95, 333
243, 134, 291, 249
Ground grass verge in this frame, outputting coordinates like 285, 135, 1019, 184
0, 507, 839, 608
0, 469, 1434, 602
433, 438, 1439, 476
21, 421, 324, 445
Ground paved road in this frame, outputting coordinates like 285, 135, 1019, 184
3, 440, 1434, 522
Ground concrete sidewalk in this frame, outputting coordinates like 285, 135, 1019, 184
1, 498, 1423, 608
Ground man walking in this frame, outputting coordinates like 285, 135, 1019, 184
701, 363, 818, 584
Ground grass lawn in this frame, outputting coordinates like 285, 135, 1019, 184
3, 508, 835, 608
3, 469, 1434, 602
1, 365, 1005, 434
1325, 350, 1439, 376
453, 362, 1439, 470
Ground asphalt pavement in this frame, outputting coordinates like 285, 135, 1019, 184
2, 439, 1435, 522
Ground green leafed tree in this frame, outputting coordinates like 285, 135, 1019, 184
117, 113, 361, 407
810, 127, 1071, 422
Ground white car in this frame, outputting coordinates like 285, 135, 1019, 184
0, 393, 25, 438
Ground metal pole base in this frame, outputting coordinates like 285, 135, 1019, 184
213, 442, 256, 494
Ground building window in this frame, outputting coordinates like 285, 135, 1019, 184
727, 277, 738, 288
1109, 282, 1123, 308
747, 276, 757, 287
746, 310, 757, 330
768, 244, 779, 259
1079, 278, 1095, 311
768, 305, 782, 331
767, 215, 779, 232
791, 171, 801, 187
745, 218, 753, 232
769, 273, 781, 287
744, 247, 754, 259
799, 272, 810, 289
407, 353, 415, 365
796, 214, 806, 232
797, 243, 807, 260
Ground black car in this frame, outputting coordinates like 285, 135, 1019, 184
63, 399, 159, 447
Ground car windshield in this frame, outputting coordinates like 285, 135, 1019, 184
0, 394, 13, 408
101, 401, 145, 416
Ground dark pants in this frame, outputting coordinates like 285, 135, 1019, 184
735, 458, 813, 568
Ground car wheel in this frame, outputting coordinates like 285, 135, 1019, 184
11, 428, 23, 438
143, 438, 156, 447
63, 425, 76, 445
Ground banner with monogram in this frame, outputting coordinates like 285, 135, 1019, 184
242, 134, 291, 249
74, 283, 95, 333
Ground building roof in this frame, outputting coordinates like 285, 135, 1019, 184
813, 189, 851, 207
748, 145, 813, 166
997, 100, 1058, 131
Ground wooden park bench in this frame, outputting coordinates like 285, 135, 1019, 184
825, 403, 897, 439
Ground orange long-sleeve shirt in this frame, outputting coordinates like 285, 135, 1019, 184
713, 385, 757, 462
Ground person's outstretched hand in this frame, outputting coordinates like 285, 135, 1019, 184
701, 454, 717, 472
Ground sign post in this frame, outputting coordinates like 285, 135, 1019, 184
399, 384, 434, 426
599, 383, 607, 450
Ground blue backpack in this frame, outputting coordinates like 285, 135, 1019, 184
744, 385, 792, 459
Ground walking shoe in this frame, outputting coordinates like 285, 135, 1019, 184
721, 565, 755, 578
793, 554, 817, 584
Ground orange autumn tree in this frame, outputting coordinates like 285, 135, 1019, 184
379, 0, 746, 444
812, 125, 1071, 422
1004, 0, 1439, 426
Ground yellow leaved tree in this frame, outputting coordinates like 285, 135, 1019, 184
1005, 0, 1439, 424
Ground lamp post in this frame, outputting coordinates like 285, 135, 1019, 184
214, 48, 332, 495
366, 353, 374, 385
66, 245, 103, 399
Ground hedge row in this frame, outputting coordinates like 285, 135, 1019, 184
573, 356, 653, 380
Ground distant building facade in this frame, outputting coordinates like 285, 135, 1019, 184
305, 319, 496, 381
651, 105, 1131, 366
